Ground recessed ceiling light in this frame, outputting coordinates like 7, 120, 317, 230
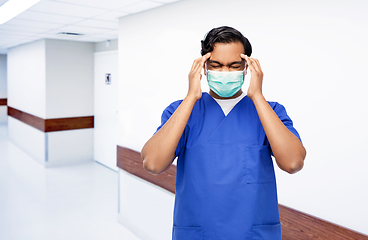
57, 32, 84, 36
154, 0, 180, 3
0, 0, 42, 25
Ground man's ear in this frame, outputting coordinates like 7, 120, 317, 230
203, 62, 207, 75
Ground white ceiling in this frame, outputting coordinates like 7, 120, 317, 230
0, 0, 181, 54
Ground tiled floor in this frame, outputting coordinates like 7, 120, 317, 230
0, 124, 141, 240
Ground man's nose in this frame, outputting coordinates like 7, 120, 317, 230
220, 66, 230, 71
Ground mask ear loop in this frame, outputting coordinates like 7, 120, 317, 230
242, 62, 247, 81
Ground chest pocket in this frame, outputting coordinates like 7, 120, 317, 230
244, 145, 275, 184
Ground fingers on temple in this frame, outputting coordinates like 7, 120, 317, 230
253, 58, 262, 72
191, 53, 211, 73
247, 57, 261, 73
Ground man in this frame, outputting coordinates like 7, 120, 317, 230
141, 26, 306, 240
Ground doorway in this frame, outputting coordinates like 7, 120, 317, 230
94, 50, 118, 171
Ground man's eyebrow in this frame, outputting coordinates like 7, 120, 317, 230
229, 61, 244, 65
208, 60, 222, 65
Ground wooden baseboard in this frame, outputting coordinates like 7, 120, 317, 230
117, 146, 368, 239
8, 106, 94, 132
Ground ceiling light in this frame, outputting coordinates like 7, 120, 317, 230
57, 32, 84, 36
0, 0, 42, 25
154, 0, 180, 3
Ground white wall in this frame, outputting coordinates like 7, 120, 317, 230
7, 40, 46, 118
7, 117, 94, 168
8, 117, 46, 165
0, 54, 6, 98
7, 39, 95, 167
45, 39, 94, 119
0, 107, 6, 124
118, 0, 368, 236
7, 40, 47, 166
44, 39, 94, 166
0, 54, 7, 124
118, 170, 175, 240
46, 129, 94, 167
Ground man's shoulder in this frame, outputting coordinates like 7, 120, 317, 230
162, 99, 183, 115
267, 100, 283, 110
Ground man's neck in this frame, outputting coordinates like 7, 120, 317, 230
209, 89, 243, 100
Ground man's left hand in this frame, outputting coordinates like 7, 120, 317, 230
240, 54, 264, 100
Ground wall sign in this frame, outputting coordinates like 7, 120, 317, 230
105, 73, 111, 85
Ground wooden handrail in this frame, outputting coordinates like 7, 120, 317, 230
0, 98, 7, 106
7, 106, 93, 132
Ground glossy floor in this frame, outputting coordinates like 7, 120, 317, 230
0, 124, 141, 240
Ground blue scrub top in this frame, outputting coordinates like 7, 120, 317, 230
156, 92, 301, 240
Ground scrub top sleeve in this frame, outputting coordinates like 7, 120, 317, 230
272, 102, 302, 143
154, 100, 187, 158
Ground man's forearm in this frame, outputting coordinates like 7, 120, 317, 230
251, 93, 306, 174
141, 95, 197, 174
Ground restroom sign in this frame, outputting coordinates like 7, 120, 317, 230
105, 73, 111, 85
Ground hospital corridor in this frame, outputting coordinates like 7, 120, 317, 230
1, 0, 368, 239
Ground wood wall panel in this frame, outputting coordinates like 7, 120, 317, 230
45, 116, 94, 132
7, 106, 94, 132
8, 106, 45, 131
279, 204, 367, 239
117, 146, 176, 194
0, 98, 7, 106
117, 146, 368, 239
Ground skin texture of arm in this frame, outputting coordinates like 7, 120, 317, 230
241, 54, 306, 174
141, 53, 212, 175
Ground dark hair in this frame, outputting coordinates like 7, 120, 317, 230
201, 26, 252, 57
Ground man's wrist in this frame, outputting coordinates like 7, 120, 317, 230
184, 93, 200, 105
248, 92, 265, 103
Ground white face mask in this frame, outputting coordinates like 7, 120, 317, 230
207, 69, 246, 98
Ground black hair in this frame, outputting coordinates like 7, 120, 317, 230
201, 26, 252, 57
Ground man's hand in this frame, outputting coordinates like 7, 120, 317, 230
187, 52, 211, 101
241, 54, 263, 100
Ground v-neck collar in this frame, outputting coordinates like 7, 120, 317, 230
204, 92, 247, 117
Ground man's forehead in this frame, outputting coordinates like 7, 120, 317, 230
208, 58, 244, 64
212, 42, 244, 53
209, 43, 244, 64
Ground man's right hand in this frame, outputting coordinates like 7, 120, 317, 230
187, 52, 211, 101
